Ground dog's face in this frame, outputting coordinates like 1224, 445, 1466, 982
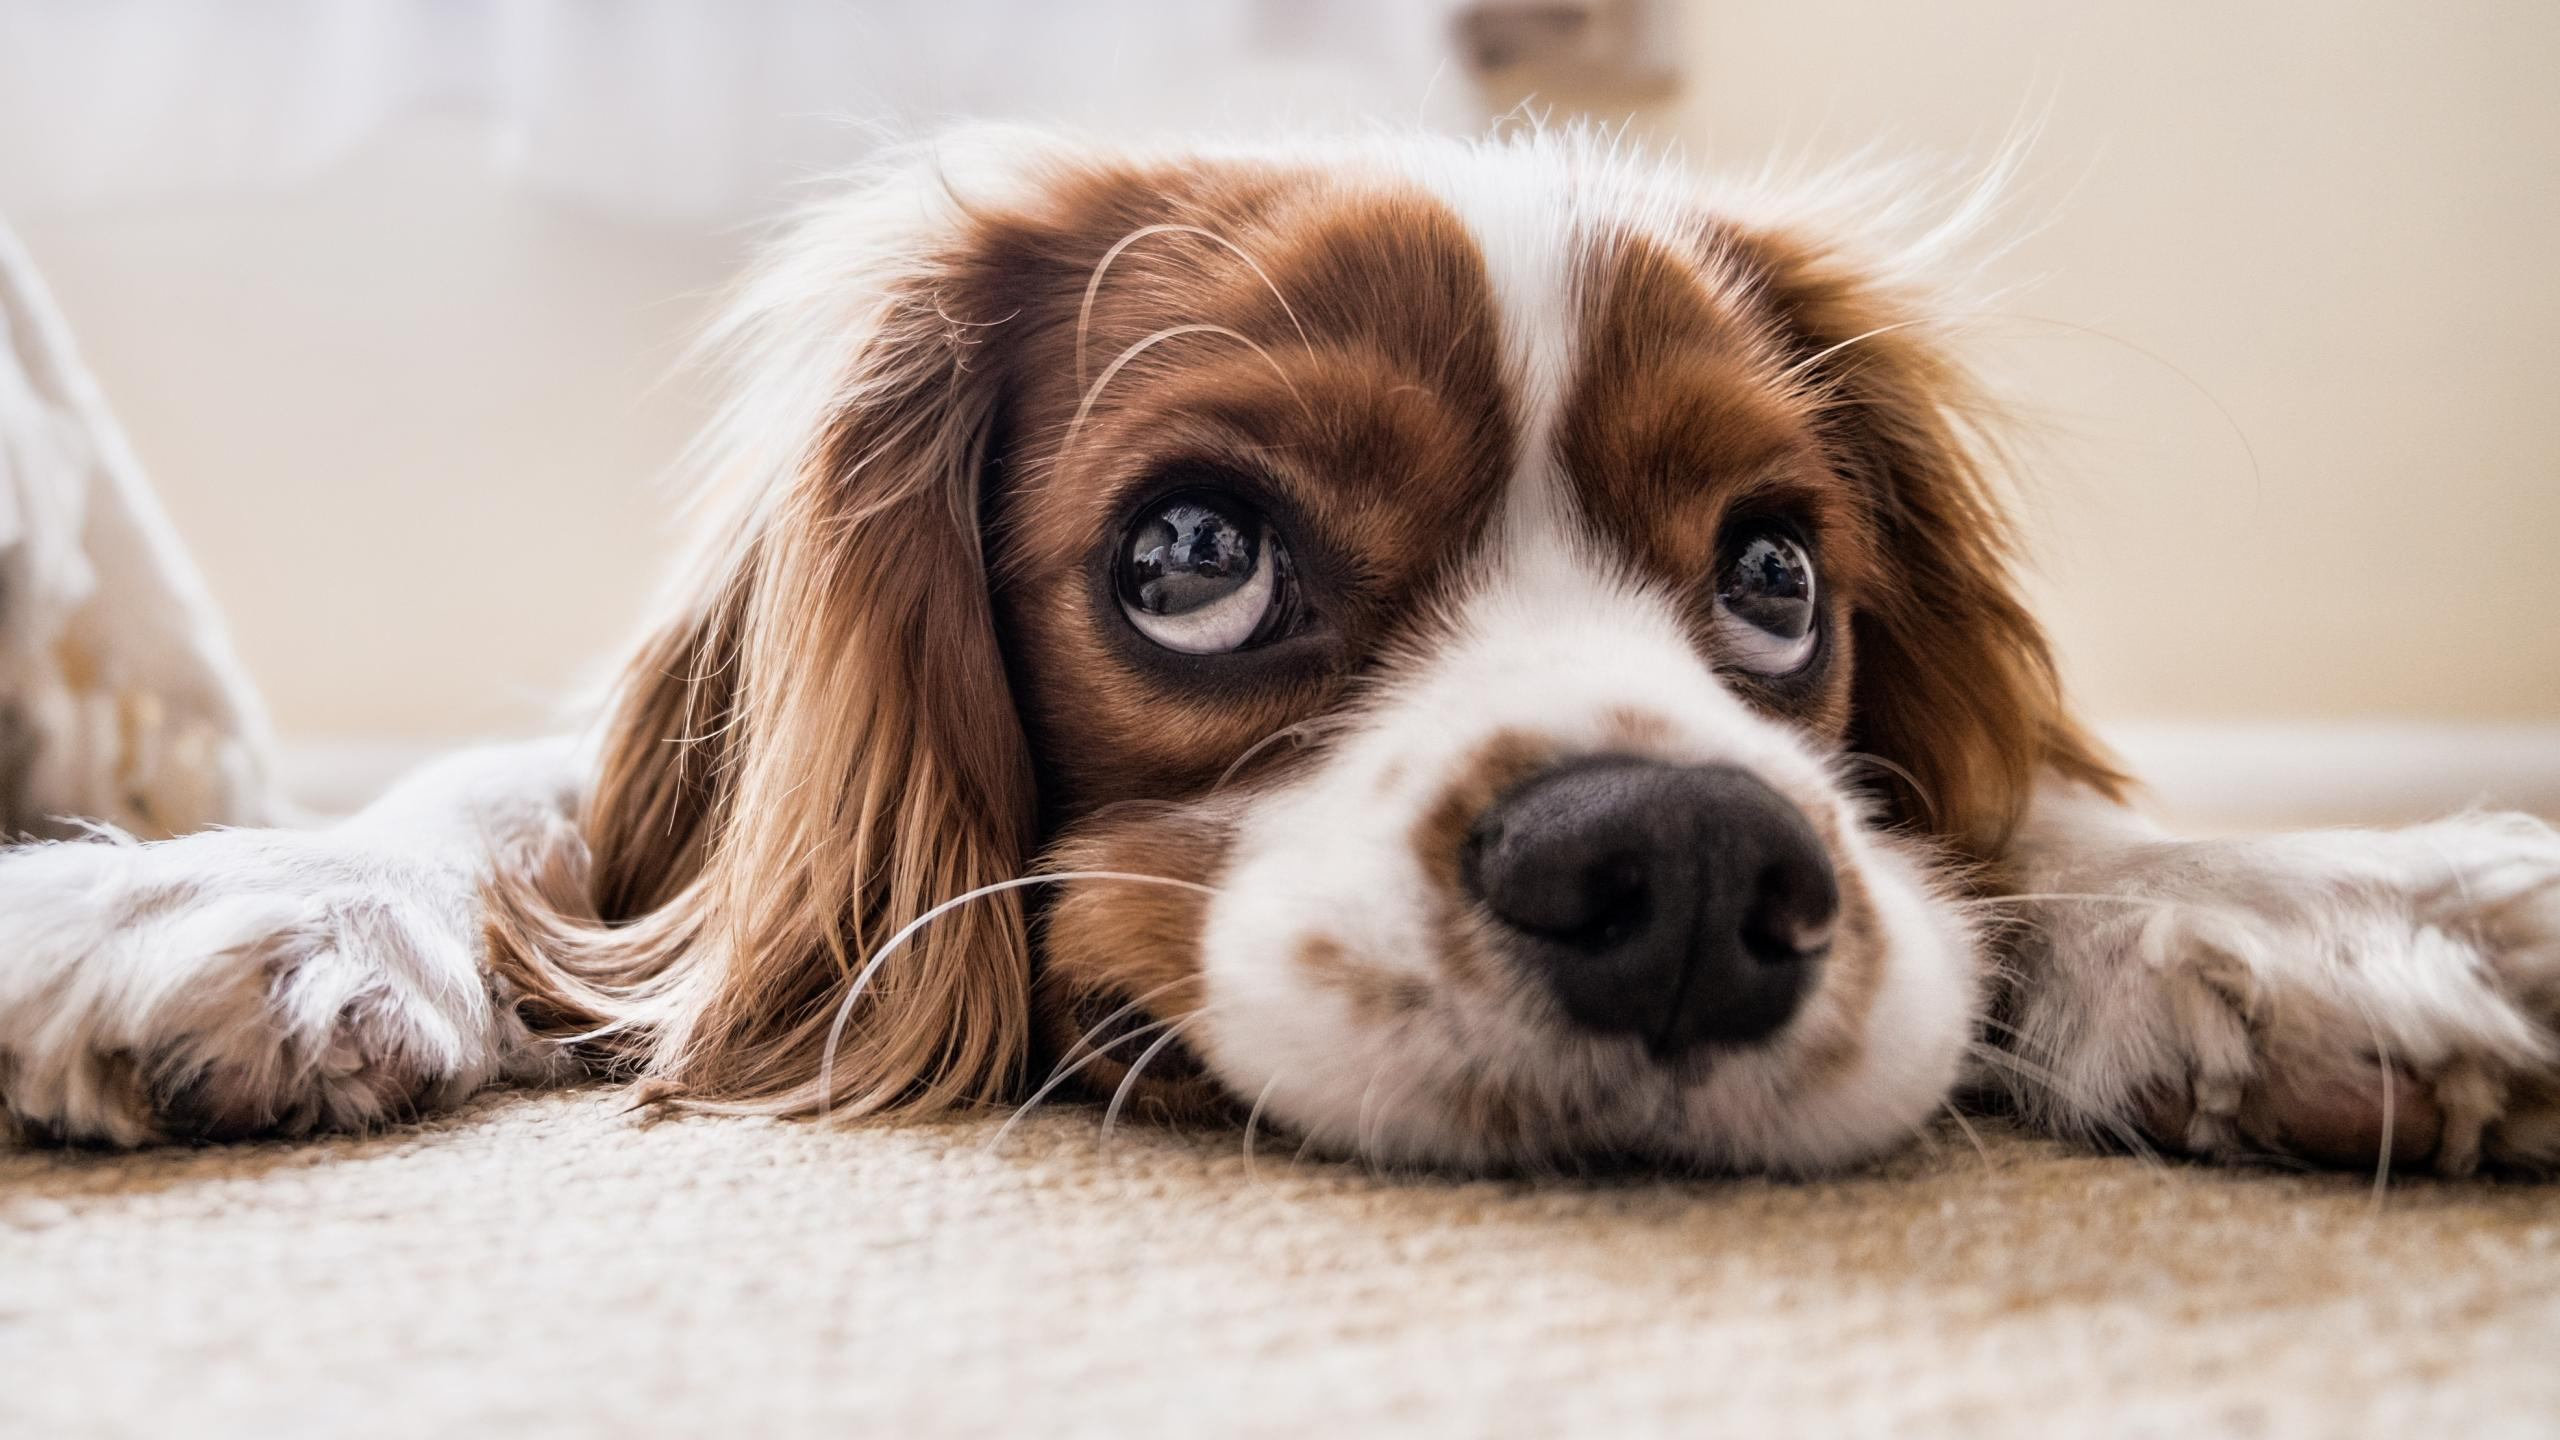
521, 131, 2112, 1175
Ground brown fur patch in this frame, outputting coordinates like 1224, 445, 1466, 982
1601, 706, 1676, 751
1298, 936, 1430, 1022
1033, 799, 1246, 1125
1411, 729, 1563, 990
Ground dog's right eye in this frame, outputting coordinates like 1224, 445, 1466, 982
1116, 491, 1303, 654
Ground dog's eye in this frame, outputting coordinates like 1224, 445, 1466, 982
1117, 491, 1301, 654
1713, 526, 1818, 675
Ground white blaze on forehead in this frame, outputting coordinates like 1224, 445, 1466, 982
1396, 147, 1586, 537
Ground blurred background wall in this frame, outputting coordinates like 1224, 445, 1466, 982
3, 2, 2553, 785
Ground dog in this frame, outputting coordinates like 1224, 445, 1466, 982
4, 128, 2556, 1175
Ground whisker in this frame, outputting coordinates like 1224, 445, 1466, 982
1076, 223, 1315, 391
817, 870, 1218, 1120
1354, 1056, 1427, 1174
1354, 1061, 1390, 1166
2332, 980, 2401, 1210
1100, 1011, 1215, 1145
1833, 750, 1939, 829
1065, 323, 1309, 455
1213, 715, 1344, 792
1941, 1098, 1994, 1173
1990, 312, 2267, 514
985, 1014, 1179, 1154
2412, 830, 2484, 916
1772, 317, 1933, 390
1961, 892, 2194, 914
1242, 1072, 1286, 1190
982, 974, 1208, 1151
1052, 975, 1202, 1070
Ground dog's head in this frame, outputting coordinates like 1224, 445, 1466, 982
497, 128, 2118, 1174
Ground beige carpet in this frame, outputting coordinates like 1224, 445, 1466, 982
3, 1089, 2554, 1437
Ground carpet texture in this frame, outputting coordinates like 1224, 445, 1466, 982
3, 1089, 2554, 1437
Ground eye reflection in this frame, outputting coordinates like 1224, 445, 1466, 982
1127, 501, 1260, 618
1115, 489, 1301, 655
1713, 528, 1819, 676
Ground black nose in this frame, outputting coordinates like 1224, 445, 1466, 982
1460, 759, 1838, 1054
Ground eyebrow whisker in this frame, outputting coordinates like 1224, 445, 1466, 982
1064, 323, 1311, 457
1077, 223, 1315, 391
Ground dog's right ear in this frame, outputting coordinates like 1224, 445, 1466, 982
489, 134, 1095, 1118
1726, 220, 2126, 861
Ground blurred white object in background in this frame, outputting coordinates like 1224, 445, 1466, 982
0, 217, 272, 836
0, 0, 1492, 221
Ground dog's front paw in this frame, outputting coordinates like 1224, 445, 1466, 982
0, 831, 530, 1146
2004, 812, 2560, 1176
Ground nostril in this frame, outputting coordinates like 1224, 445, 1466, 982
1748, 908, 1836, 962
1526, 852, 1649, 952
1468, 810, 1654, 951
1587, 855, 1649, 949
1740, 857, 1840, 967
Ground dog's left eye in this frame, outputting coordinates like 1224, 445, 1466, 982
1713, 527, 1819, 676
1117, 491, 1301, 654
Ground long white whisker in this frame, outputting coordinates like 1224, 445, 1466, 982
1833, 749, 1938, 828
1242, 1071, 1286, 1190
1963, 892, 2194, 912
1076, 223, 1314, 389
1065, 323, 1308, 455
1214, 716, 1336, 792
984, 1015, 1179, 1155
1053, 975, 1202, 1070
816, 870, 1218, 1120
2332, 979, 2401, 1210
1941, 1099, 1994, 1173
1355, 1056, 1400, 1167
1991, 312, 2267, 512
980, 975, 1202, 1153
1773, 318, 1932, 390
1100, 1012, 1213, 1144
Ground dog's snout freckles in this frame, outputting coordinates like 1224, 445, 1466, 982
1460, 757, 1839, 1055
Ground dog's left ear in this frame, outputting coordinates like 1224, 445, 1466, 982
489, 137, 1097, 1117
1736, 228, 2124, 858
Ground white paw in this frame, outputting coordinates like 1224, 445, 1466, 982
2004, 812, 2560, 1176
0, 828, 549, 1146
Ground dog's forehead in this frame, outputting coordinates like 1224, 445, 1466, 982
1263, 146, 1809, 541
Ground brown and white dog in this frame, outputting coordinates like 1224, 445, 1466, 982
5, 129, 2558, 1175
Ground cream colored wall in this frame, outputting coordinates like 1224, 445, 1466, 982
16, 117, 737, 742
1614, 1, 2560, 723
13, 4, 2558, 744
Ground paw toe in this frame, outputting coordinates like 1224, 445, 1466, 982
2241, 1049, 2441, 1171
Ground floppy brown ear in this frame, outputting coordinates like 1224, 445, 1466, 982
488, 146, 1058, 1117
1735, 227, 2124, 860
